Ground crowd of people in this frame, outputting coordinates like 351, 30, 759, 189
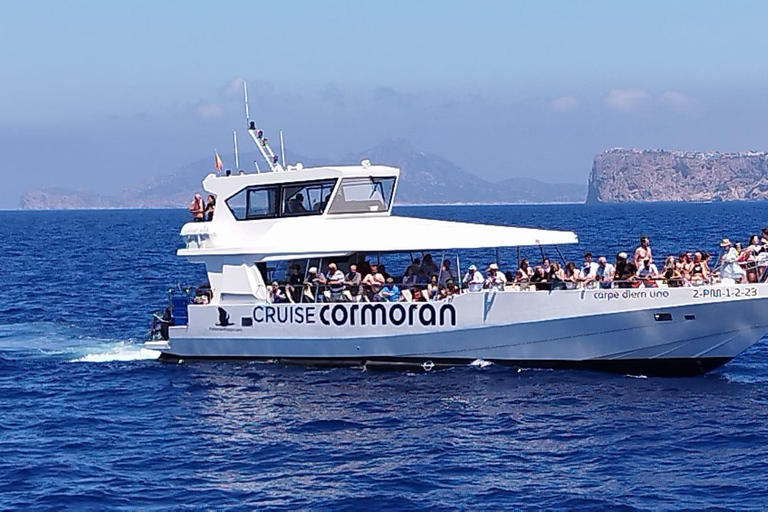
266, 233, 768, 304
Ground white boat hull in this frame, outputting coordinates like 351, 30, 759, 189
147, 284, 768, 376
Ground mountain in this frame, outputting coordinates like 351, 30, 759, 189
19, 140, 585, 209
587, 148, 768, 203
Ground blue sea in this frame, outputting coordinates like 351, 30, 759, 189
3, 203, 768, 510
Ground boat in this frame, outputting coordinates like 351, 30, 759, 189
144, 89, 768, 377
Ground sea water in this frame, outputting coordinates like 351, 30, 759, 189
1, 204, 768, 509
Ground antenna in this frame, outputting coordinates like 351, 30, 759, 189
243, 80, 250, 126
233, 130, 240, 170
280, 130, 286, 169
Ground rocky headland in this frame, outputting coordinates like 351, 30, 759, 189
587, 148, 768, 203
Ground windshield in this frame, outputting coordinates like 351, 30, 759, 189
327, 177, 396, 214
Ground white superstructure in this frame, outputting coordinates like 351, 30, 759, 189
145, 105, 768, 376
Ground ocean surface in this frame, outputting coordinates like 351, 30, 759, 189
3, 203, 768, 510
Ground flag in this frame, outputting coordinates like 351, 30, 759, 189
214, 151, 223, 173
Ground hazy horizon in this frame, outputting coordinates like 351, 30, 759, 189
3, 0, 768, 208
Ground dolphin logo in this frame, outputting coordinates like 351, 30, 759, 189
216, 307, 233, 327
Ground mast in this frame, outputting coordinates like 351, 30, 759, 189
233, 130, 240, 170
242, 80, 284, 172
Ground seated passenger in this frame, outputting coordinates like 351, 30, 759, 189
378, 264, 392, 282
548, 262, 567, 291
636, 259, 659, 287
530, 265, 549, 291
412, 287, 428, 302
516, 259, 533, 281
485, 262, 507, 291
315, 194, 331, 212
286, 193, 308, 214
595, 256, 615, 289
377, 277, 400, 302
463, 264, 485, 292
345, 264, 362, 299
426, 275, 440, 300
325, 263, 345, 301
269, 281, 287, 303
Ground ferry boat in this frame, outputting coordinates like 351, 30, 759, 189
145, 93, 768, 376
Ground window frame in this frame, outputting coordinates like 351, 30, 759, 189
327, 176, 397, 215
225, 178, 339, 221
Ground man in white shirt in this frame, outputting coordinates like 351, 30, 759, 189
596, 256, 615, 289
719, 238, 746, 283
581, 252, 600, 287
463, 264, 485, 292
485, 262, 507, 291
636, 259, 660, 287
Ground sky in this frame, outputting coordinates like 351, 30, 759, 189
2, 0, 768, 208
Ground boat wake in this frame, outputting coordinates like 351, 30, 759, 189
71, 345, 161, 363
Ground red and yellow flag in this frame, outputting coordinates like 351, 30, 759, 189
214, 151, 223, 172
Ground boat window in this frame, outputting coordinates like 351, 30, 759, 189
328, 177, 396, 214
226, 185, 279, 220
281, 179, 337, 216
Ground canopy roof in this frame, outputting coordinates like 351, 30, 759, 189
179, 215, 578, 261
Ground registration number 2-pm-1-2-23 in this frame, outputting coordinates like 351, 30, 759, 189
692, 287, 758, 299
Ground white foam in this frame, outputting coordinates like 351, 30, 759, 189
470, 358, 493, 368
73, 347, 161, 363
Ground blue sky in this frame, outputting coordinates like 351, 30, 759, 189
2, 1, 768, 207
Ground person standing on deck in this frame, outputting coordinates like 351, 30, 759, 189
189, 194, 205, 222
634, 236, 653, 268
720, 238, 747, 283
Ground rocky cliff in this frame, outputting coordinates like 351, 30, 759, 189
587, 148, 768, 203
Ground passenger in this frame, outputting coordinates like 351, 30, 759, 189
564, 261, 582, 290
412, 287, 428, 302
286, 193, 307, 214
596, 256, 615, 289
615, 252, 632, 289
325, 263, 345, 302
581, 252, 599, 281
548, 262, 567, 291
427, 275, 440, 301
315, 194, 331, 213
402, 266, 418, 286
286, 264, 304, 303
362, 264, 385, 301
377, 277, 401, 302
405, 258, 424, 284
438, 259, 456, 286
205, 194, 216, 221
344, 264, 362, 299
421, 254, 439, 279
357, 259, 373, 280
720, 238, 747, 283
463, 264, 485, 292
514, 259, 533, 285
530, 265, 549, 291
378, 264, 392, 282
623, 262, 640, 287
689, 251, 709, 285
189, 193, 205, 222
743, 235, 762, 282
269, 281, 288, 303
445, 279, 459, 296
305, 266, 327, 300
636, 259, 660, 287
663, 256, 685, 288
633, 236, 652, 269
485, 262, 507, 291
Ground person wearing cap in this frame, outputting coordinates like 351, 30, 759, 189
463, 264, 484, 292
377, 277, 401, 302
596, 256, 615, 289
485, 262, 507, 292
615, 252, 632, 289
719, 238, 746, 283
305, 266, 327, 301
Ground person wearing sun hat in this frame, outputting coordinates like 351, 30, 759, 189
463, 264, 485, 292
719, 237, 746, 283
485, 262, 507, 292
